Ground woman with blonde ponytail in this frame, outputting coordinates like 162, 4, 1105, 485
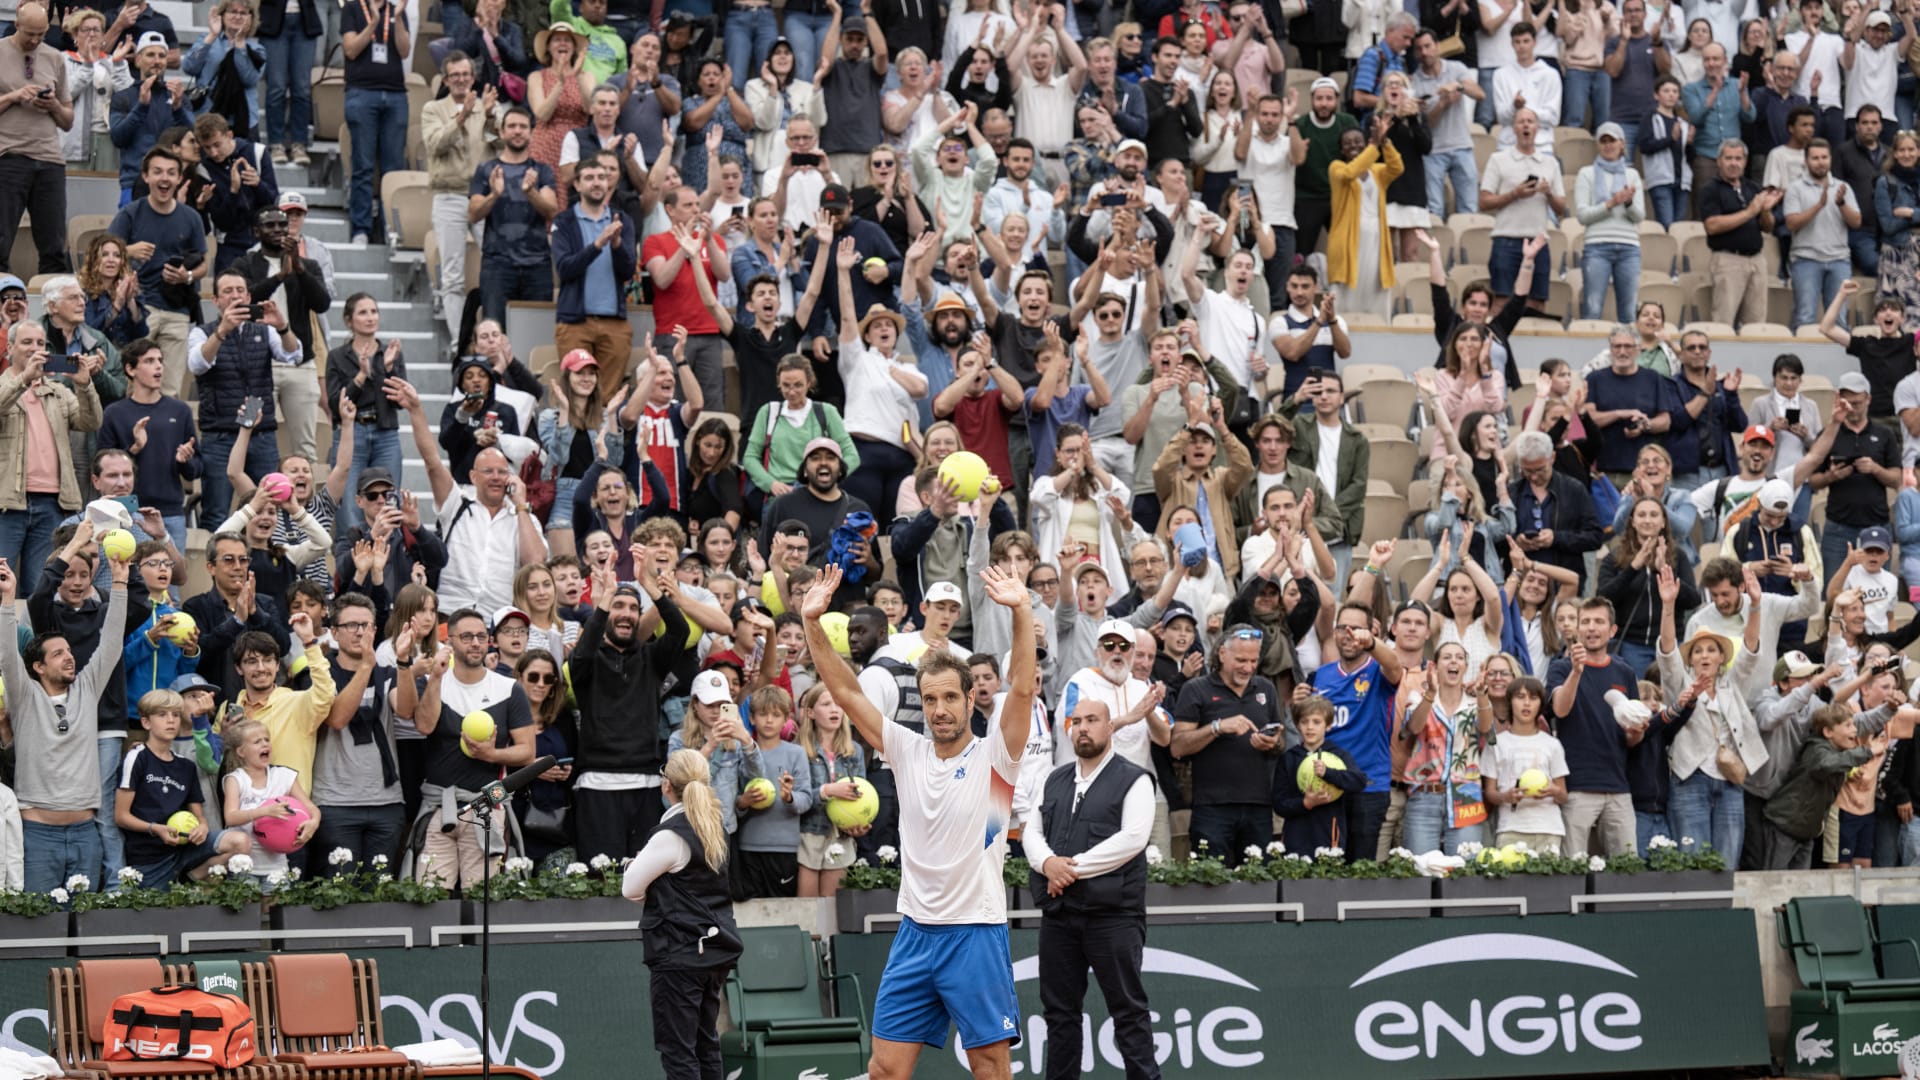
624, 747, 742, 1080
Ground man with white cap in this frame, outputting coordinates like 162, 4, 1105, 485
1290, 75, 1358, 256
1845, 14, 1899, 145
1811, 371, 1899, 577
108, 31, 189, 199
1054, 618, 1172, 853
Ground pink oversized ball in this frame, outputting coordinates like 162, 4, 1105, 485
260, 472, 295, 502
252, 796, 311, 853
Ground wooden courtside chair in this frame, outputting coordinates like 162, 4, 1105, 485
47, 958, 302, 1080
244, 954, 538, 1080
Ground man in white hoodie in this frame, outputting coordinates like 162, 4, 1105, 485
1684, 552, 1821, 702
1055, 620, 1171, 853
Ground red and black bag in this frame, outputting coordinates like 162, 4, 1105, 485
104, 986, 256, 1067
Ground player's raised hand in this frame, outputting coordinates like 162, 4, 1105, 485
981, 565, 1031, 609
800, 564, 843, 620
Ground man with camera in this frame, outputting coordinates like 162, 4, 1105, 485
0, 321, 103, 597
187, 270, 299, 522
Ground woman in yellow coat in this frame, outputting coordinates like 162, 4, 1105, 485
1327, 114, 1404, 320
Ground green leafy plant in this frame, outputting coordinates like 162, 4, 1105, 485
1599, 835, 1728, 873
1290, 846, 1423, 880
1003, 856, 1030, 889
69, 869, 188, 913
1144, 841, 1235, 886
177, 859, 267, 911
840, 845, 902, 891
1451, 842, 1590, 878
0, 887, 62, 917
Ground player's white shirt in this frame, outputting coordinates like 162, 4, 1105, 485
881, 718, 1020, 926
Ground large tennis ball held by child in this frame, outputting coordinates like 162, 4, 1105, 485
1518, 768, 1550, 797
100, 528, 135, 562
166, 811, 199, 837
743, 777, 778, 810
1296, 750, 1345, 800
253, 797, 311, 853
937, 451, 991, 501
460, 710, 496, 756
164, 612, 198, 646
260, 472, 295, 502
825, 777, 879, 830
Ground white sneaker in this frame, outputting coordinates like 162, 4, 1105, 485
270, 144, 289, 165
351, 233, 369, 245
290, 144, 311, 166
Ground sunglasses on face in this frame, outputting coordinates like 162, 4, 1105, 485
1229, 628, 1265, 641
524, 671, 557, 685
1099, 638, 1132, 652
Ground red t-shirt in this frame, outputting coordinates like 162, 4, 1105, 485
642, 231, 725, 336
638, 400, 688, 510
950, 392, 1016, 486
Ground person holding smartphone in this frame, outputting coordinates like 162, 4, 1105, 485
186, 269, 298, 521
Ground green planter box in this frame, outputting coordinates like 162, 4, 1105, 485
74, 903, 263, 956
836, 889, 899, 934
270, 900, 465, 949
1586, 870, 1735, 912
0, 912, 70, 957
1278, 877, 1434, 921
461, 896, 639, 943
1435, 873, 1586, 916
1143, 882, 1276, 924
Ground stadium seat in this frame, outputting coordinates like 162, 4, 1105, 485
1640, 230, 1679, 279
1543, 229, 1569, 276
722, 927, 869, 1079
1361, 490, 1408, 544
1677, 231, 1711, 276
1445, 212, 1494, 234
1394, 278, 1433, 316
1447, 263, 1489, 297
1392, 312, 1434, 330
1876, 906, 1920, 980
1355, 422, 1407, 444
1736, 369, 1768, 412
66, 213, 111, 265
1426, 223, 1457, 265
1405, 478, 1432, 525
1567, 318, 1614, 335
1470, 130, 1495, 176
1803, 374, 1835, 421
1519, 314, 1567, 335
1740, 322, 1793, 339
1777, 891, 1920, 1077
1369, 438, 1419, 491
528, 344, 560, 385
1766, 285, 1795, 328
1640, 283, 1686, 323
1796, 323, 1828, 339
380, 170, 433, 251
1367, 478, 1397, 496
1356, 379, 1418, 430
246, 954, 413, 1079
1345, 364, 1408, 386
1556, 129, 1597, 174
1506, 383, 1537, 422
1456, 225, 1492, 267
1344, 310, 1389, 329
310, 69, 345, 141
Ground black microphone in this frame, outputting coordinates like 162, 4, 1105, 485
463, 755, 558, 812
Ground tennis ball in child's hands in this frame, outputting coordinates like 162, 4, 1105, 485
164, 612, 197, 645
167, 811, 199, 837
937, 451, 991, 501
744, 777, 777, 809
100, 529, 135, 561
1518, 768, 1550, 797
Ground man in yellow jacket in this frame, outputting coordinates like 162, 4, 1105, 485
229, 615, 336, 791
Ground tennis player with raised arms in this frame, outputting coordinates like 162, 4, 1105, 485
802, 561, 1038, 1080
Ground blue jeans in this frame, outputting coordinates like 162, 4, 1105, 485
1900, 818, 1920, 867
23, 819, 103, 895
782, 12, 834, 91
1489, 236, 1549, 301
344, 86, 409, 235
1819, 520, 1865, 584
1581, 242, 1642, 321
197, 428, 282, 529
329, 423, 402, 531
548, 475, 582, 530
1666, 768, 1744, 862
1186, 804, 1273, 867
0, 492, 65, 597
1474, 68, 1497, 128
1789, 257, 1849, 329
1424, 146, 1478, 217
1562, 67, 1611, 131
478, 260, 554, 325
724, 7, 778, 91
1402, 789, 1487, 856
1614, 639, 1657, 680
96, 735, 125, 885
1850, 228, 1882, 276
1649, 184, 1682, 229
1613, 121, 1641, 154
1635, 810, 1671, 857
312, 804, 407, 872
261, 28, 318, 147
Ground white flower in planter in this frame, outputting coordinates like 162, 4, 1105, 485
1588, 855, 1607, 872
1267, 841, 1286, 857
1243, 845, 1263, 861
1647, 834, 1677, 850
65, 874, 90, 892
327, 847, 355, 866
267, 871, 288, 887
49, 888, 68, 905
564, 862, 590, 877
372, 854, 389, 868
207, 864, 228, 878
1144, 845, 1164, 866
1389, 847, 1414, 860
1284, 853, 1308, 862
288, 867, 303, 881
876, 845, 899, 864
1680, 836, 1697, 848
118, 867, 143, 885
505, 856, 535, 875
376, 873, 394, 884
589, 853, 613, 871
227, 853, 254, 875
1458, 841, 1485, 858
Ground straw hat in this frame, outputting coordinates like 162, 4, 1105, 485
1679, 626, 1735, 670
534, 22, 580, 66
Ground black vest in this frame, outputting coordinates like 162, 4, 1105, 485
870, 656, 923, 736
1028, 756, 1149, 916
640, 811, 742, 971
195, 321, 278, 433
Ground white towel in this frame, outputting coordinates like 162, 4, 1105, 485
391, 1040, 483, 1067
0, 1044, 61, 1080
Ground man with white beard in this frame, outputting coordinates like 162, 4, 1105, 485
1054, 620, 1171, 854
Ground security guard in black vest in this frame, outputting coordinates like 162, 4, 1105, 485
623, 747, 743, 1080
1022, 699, 1161, 1080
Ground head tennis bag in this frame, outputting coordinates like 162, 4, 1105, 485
105, 985, 256, 1066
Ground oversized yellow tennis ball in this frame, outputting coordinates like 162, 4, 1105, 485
1519, 768, 1550, 797
825, 778, 878, 829
937, 451, 991, 501
819, 612, 851, 658
167, 811, 199, 837
743, 777, 777, 809
460, 710, 496, 755
1295, 750, 1345, 800
164, 612, 197, 645
100, 528, 135, 561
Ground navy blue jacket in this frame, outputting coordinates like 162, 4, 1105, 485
108, 85, 192, 189
549, 203, 637, 325
791, 216, 901, 341
888, 498, 1018, 614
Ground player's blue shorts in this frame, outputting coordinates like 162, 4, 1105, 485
871, 918, 1021, 1050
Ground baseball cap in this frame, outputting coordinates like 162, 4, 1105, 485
1757, 478, 1794, 512
1839, 372, 1873, 395
1868, 10, 1893, 27
690, 670, 733, 704
703, 649, 748, 673
135, 30, 168, 52
1095, 619, 1137, 645
1071, 559, 1109, 585
1188, 421, 1220, 443
561, 348, 599, 372
819, 184, 852, 211
1159, 601, 1197, 628
1115, 138, 1148, 158
925, 581, 965, 606
278, 190, 309, 213
841, 16, 867, 33
1776, 651, 1820, 679
490, 605, 531, 631
727, 598, 763, 623
1861, 526, 1893, 552
1310, 76, 1339, 93
1596, 121, 1626, 142
0, 274, 25, 297
84, 496, 133, 531
356, 467, 395, 495
801, 436, 843, 462
1742, 423, 1776, 446
170, 673, 217, 695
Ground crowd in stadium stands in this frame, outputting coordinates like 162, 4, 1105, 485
6, 0, 1920, 900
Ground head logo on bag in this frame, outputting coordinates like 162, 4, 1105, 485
104, 986, 256, 1067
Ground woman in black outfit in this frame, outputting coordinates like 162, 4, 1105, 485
684, 416, 747, 534
623, 748, 742, 1080
1419, 226, 1542, 389
851, 144, 930, 255
946, 44, 1012, 117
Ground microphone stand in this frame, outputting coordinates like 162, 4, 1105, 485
459, 798, 496, 1080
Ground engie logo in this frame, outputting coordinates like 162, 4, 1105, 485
1350, 933, 1645, 1062
954, 947, 1265, 1075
